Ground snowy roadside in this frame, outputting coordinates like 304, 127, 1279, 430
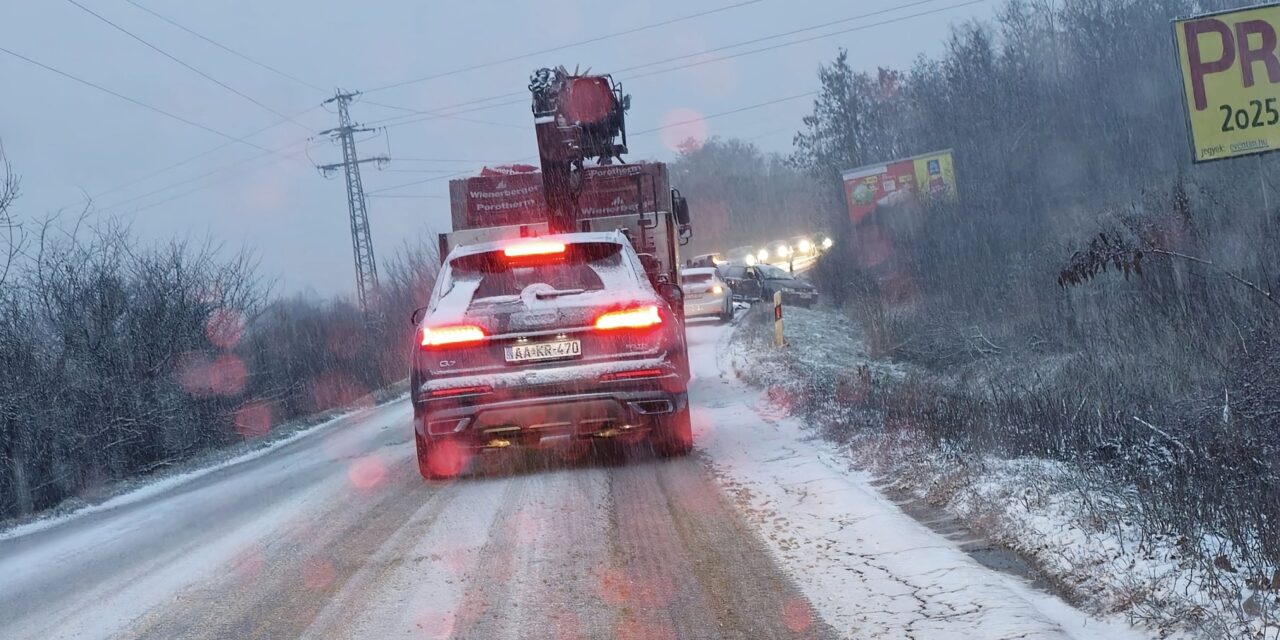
722, 304, 1244, 640
690, 320, 1148, 639
0, 383, 408, 542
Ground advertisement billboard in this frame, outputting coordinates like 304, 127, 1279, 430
1174, 4, 1280, 162
841, 150, 956, 224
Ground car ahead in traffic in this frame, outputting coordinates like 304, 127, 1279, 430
409, 232, 693, 480
720, 263, 819, 307
680, 267, 733, 322
685, 253, 725, 269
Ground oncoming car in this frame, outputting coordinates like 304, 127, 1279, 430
680, 267, 733, 322
409, 232, 692, 480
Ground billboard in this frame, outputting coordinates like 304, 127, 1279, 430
1174, 5, 1280, 162
841, 150, 956, 224
449, 163, 669, 229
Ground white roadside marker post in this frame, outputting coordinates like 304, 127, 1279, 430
773, 291, 784, 347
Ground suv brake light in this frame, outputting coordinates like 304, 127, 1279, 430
420, 324, 487, 349
595, 305, 663, 331
503, 240, 566, 258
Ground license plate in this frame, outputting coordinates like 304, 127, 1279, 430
504, 339, 582, 363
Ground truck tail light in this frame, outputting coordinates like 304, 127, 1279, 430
595, 305, 663, 331
420, 324, 487, 349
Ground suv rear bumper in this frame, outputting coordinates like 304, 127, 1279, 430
413, 361, 687, 449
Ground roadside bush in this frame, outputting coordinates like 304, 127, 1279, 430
0, 203, 436, 521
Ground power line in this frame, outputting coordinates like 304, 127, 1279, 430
363, 0, 765, 94
626, 0, 988, 82
380, 168, 481, 174
0, 43, 271, 151
366, 161, 534, 195
390, 157, 512, 163
100, 137, 312, 211
122, 0, 327, 93
616, 0, 952, 77
127, 143, 312, 215
110, 112, 804, 211
355, 0, 981, 134
82, 104, 322, 204
62, 0, 310, 131
361, 98, 527, 130
630, 91, 818, 136
83, 1, 982, 211
367, 194, 448, 199
366, 92, 817, 196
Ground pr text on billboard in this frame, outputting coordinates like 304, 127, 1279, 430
1174, 4, 1280, 162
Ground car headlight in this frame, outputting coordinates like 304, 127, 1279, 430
712, 284, 723, 294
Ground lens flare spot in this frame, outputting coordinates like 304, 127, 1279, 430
615, 616, 675, 640
231, 545, 264, 581
425, 439, 469, 481
302, 557, 335, 591
414, 608, 456, 640
660, 107, 709, 153
177, 352, 247, 396
348, 455, 388, 490
311, 372, 370, 412
234, 402, 273, 439
205, 308, 244, 348
783, 597, 814, 632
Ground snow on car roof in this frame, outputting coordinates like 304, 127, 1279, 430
445, 230, 627, 261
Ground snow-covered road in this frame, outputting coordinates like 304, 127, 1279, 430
0, 320, 1147, 639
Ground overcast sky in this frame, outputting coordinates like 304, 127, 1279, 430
1, 0, 995, 296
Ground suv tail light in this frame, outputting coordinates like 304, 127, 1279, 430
419, 324, 487, 349
595, 305, 663, 331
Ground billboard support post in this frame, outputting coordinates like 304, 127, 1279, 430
1261, 156, 1271, 211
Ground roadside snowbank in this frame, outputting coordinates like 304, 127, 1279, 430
0, 391, 405, 542
692, 321, 1147, 639
725, 304, 1254, 639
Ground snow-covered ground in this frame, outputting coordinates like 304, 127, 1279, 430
726, 303, 1270, 639
0, 317, 1153, 639
686, 317, 1150, 639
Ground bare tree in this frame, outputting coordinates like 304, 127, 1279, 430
0, 141, 22, 289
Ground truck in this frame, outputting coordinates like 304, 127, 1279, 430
441, 161, 691, 290
407, 67, 696, 480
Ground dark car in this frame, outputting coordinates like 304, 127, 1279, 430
719, 263, 818, 307
409, 232, 692, 480
755, 264, 818, 307
719, 263, 762, 301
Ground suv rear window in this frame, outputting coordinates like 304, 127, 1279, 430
683, 273, 714, 283
447, 242, 626, 300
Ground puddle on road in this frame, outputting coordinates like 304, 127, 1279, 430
870, 478, 1069, 601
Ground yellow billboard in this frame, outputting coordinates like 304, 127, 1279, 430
1175, 5, 1280, 162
